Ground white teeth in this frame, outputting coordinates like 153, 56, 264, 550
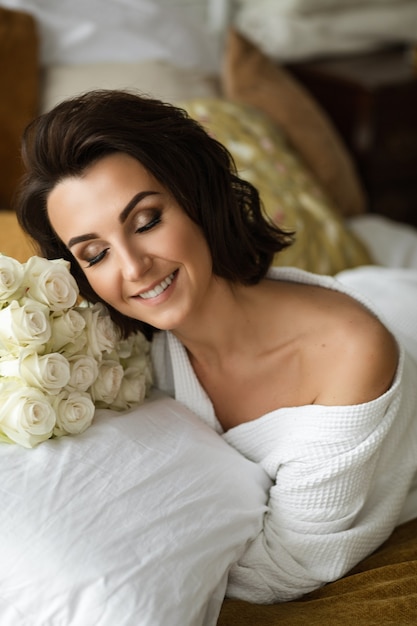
139, 272, 175, 300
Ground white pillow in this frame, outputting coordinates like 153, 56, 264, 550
261, 0, 402, 16
0, 391, 270, 626
40, 61, 220, 113
234, 0, 417, 61
0, 0, 221, 72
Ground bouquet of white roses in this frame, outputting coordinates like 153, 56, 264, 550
0, 253, 153, 448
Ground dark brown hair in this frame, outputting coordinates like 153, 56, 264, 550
16, 89, 294, 338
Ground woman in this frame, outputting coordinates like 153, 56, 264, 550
16, 90, 417, 603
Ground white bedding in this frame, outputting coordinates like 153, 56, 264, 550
348, 214, 417, 271
0, 392, 270, 626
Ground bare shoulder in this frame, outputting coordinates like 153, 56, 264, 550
311, 287, 399, 406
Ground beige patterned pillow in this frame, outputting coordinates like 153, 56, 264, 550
179, 98, 371, 275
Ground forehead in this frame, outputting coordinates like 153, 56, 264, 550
66, 153, 159, 193
46, 153, 163, 236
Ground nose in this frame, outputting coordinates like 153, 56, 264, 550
119, 244, 151, 281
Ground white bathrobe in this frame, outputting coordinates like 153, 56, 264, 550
151, 266, 417, 603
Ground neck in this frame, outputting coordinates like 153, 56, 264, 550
172, 278, 266, 367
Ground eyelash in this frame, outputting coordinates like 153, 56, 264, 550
135, 212, 161, 234
85, 211, 162, 267
86, 248, 109, 268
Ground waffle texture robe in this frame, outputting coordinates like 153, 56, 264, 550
151, 266, 417, 602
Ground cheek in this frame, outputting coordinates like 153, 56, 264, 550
82, 269, 117, 304
177, 225, 212, 266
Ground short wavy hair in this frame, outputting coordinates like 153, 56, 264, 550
16, 89, 294, 338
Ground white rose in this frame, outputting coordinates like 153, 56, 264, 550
66, 354, 99, 392
0, 380, 55, 448
117, 331, 148, 359
110, 367, 148, 410
47, 309, 87, 352
116, 337, 134, 360
121, 333, 153, 389
0, 254, 25, 305
122, 355, 153, 395
130, 331, 150, 354
120, 331, 150, 361
78, 303, 120, 359
91, 359, 124, 406
52, 391, 95, 436
123, 352, 152, 377
0, 350, 70, 395
23, 256, 79, 311
0, 300, 51, 356
136, 330, 150, 350
77, 302, 120, 360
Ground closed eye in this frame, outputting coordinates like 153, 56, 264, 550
85, 247, 109, 267
81, 210, 162, 268
135, 212, 161, 233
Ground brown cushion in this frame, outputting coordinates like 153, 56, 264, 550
222, 28, 367, 218
0, 7, 39, 210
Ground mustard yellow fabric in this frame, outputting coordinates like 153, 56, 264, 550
218, 518, 417, 625
180, 98, 372, 275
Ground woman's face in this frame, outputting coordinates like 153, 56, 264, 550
47, 152, 213, 331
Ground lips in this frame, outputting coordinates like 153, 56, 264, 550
137, 271, 176, 300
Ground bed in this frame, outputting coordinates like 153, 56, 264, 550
1, 3, 417, 625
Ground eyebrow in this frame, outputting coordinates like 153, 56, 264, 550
67, 191, 160, 248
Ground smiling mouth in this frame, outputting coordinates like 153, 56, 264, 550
138, 271, 176, 300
